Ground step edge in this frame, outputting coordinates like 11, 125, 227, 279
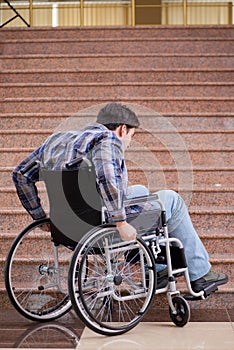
2, 53, 234, 59
1, 149, 234, 153
1, 112, 233, 117
3, 37, 234, 44
3, 82, 234, 87
3, 96, 234, 102
1, 207, 234, 214
1, 129, 234, 134
2, 68, 234, 74
1, 166, 234, 172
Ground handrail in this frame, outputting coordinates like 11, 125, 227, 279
0, 0, 30, 28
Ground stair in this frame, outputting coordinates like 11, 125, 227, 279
0, 26, 233, 320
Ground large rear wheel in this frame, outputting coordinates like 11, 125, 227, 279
69, 226, 156, 336
5, 218, 72, 321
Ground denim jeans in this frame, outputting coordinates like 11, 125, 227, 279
126, 185, 211, 281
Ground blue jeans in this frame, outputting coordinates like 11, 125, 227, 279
126, 185, 211, 281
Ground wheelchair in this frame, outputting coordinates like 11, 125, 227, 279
5, 157, 216, 336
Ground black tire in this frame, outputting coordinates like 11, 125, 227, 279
68, 226, 156, 336
169, 296, 190, 327
5, 218, 72, 321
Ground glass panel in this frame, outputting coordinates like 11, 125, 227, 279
0, 2, 233, 32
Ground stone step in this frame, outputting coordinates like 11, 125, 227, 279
0, 232, 19, 257
129, 169, 234, 188
191, 210, 234, 232
1, 235, 233, 271
2, 82, 233, 99
0, 113, 233, 132
2, 37, 233, 55
1, 184, 234, 208
1, 161, 233, 186
134, 131, 234, 150
0, 208, 233, 232
2, 69, 233, 83
199, 231, 234, 256
1, 147, 233, 168
128, 148, 234, 168
1, 97, 234, 114
1, 222, 233, 256
0, 172, 233, 198
185, 190, 234, 208
1, 129, 233, 150
0, 282, 233, 321
1, 26, 234, 40
0, 260, 70, 286
0, 254, 233, 298
2, 54, 234, 71
1, 165, 233, 188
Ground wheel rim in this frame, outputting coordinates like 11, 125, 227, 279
70, 227, 156, 334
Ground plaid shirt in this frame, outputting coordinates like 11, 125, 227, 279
12, 123, 128, 222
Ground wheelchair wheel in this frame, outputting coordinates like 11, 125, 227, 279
169, 296, 190, 327
68, 226, 156, 336
5, 218, 72, 321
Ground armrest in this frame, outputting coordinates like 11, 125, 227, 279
124, 193, 159, 207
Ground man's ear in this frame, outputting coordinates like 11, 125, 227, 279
119, 125, 127, 137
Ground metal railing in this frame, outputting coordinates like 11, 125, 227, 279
0, 0, 233, 27
0, 0, 29, 27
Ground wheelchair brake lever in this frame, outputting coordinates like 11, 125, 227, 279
150, 238, 161, 259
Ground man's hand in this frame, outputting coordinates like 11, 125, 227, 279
116, 221, 137, 241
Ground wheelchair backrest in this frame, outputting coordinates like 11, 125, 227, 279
41, 163, 102, 248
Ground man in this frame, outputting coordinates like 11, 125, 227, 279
12, 102, 228, 293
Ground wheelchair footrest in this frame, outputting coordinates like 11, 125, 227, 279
203, 282, 218, 297
183, 282, 218, 301
183, 294, 203, 301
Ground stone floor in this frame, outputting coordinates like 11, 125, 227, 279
79, 322, 234, 350
0, 308, 233, 349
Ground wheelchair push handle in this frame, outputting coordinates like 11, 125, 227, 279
20, 156, 92, 174
20, 160, 39, 175
65, 156, 92, 169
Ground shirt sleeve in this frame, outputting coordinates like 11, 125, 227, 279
12, 146, 46, 220
92, 134, 127, 222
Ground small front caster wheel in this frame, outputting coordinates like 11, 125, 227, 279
169, 296, 190, 327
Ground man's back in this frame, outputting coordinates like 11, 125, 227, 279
41, 123, 114, 170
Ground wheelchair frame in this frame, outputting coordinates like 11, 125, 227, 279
5, 158, 212, 336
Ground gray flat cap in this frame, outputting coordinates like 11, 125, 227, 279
96, 102, 140, 128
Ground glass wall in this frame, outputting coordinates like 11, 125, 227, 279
0, 0, 233, 27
